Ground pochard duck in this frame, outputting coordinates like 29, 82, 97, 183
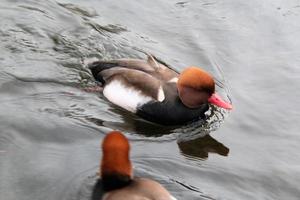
89, 55, 232, 125
100, 131, 177, 200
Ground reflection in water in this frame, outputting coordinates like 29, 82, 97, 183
85, 106, 179, 137
174, 105, 230, 141
86, 103, 230, 160
178, 134, 229, 159
84, 103, 230, 159
84, 99, 230, 142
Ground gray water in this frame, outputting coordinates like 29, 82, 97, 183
1, 0, 300, 199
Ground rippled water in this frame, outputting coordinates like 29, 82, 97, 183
1, 0, 300, 199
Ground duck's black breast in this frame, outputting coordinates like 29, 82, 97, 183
136, 83, 209, 125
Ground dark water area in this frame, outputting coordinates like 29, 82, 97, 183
1, 0, 300, 199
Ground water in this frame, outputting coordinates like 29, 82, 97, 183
1, 0, 300, 199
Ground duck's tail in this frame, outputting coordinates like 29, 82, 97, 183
88, 61, 118, 82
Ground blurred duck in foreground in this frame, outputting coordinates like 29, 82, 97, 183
89, 55, 232, 125
99, 131, 177, 200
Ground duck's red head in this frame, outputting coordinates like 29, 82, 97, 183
101, 131, 132, 179
177, 67, 232, 110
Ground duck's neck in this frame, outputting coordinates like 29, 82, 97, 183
102, 173, 132, 191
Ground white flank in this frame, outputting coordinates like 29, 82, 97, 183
103, 80, 153, 113
171, 195, 178, 200
168, 77, 178, 83
157, 85, 165, 102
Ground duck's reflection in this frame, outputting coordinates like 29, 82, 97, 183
178, 134, 229, 159
86, 106, 178, 136
85, 106, 229, 160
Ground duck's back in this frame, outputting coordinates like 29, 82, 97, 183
103, 178, 176, 200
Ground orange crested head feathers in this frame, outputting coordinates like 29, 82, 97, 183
101, 131, 132, 178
